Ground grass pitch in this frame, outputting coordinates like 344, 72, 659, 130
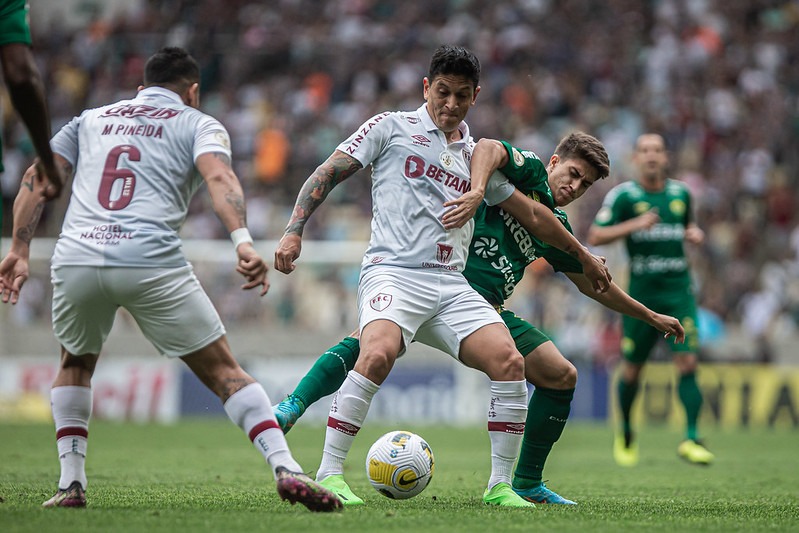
1, 420, 797, 532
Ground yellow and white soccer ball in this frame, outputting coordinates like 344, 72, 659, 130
365, 430, 434, 499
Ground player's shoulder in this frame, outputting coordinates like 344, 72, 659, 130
665, 178, 691, 196
502, 141, 543, 167
604, 179, 639, 202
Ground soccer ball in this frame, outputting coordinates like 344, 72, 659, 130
365, 430, 434, 499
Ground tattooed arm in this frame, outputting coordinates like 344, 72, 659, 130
274, 150, 363, 274
0, 156, 70, 304
195, 151, 269, 296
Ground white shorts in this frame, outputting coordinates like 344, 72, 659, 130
51, 265, 225, 358
357, 265, 503, 358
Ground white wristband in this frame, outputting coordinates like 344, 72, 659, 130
231, 228, 253, 250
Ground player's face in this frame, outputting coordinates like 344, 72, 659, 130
633, 134, 668, 182
423, 75, 479, 135
547, 155, 599, 207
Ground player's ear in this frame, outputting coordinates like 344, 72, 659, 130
471, 85, 480, 105
549, 154, 560, 167
186, 83, 200, 108
422, 77, 430, 100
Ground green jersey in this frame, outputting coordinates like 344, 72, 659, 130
464, 141, 582, 306
592, 179, 693, 296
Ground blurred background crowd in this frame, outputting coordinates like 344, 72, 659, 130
2, 0, 798, 365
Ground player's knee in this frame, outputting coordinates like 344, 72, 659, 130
354, 350, 395, 383
490, 350, 525, 381
560, 361, 578, 389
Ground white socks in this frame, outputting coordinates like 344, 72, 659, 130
316, 371, 380, 481
486, 380, 528, 489
223, 383, 301, 478
51, 386, 92, 490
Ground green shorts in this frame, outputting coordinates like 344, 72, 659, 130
498, 308, 551, 356
0, 0, 32, 46
621, 287, 699, 363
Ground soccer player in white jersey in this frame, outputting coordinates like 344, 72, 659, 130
0, 47, 341, 513
274, 45, 610, 508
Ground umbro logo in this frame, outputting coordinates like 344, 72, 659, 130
411, 134, 431, 147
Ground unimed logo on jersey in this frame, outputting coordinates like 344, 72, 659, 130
370, 293, 392, 311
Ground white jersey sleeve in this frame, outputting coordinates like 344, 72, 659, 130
484, 170, 515, 206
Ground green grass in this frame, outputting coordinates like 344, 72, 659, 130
1, 420, 797, 532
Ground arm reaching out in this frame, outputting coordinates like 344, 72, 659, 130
442, 138, 505, 229
564, 272, 685, 343
195, 151, 268, 296
587, 209, 660, 246
274, 150, 362, 274
499, 189, 612, 293
0, 161, 61, 303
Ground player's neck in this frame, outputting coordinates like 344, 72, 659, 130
638, 174, 665, 192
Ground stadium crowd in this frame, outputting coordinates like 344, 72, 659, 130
2, 0, 798, 364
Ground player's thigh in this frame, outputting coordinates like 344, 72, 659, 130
414, 274, 505, 359
111, 266, 225, 358
357, 266, 438, 354
621, 314, 659, 364
501, 311, 575, 387
51, 266, 118, 356
665, 297, 700, 355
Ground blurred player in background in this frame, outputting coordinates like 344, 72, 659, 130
275, 44, 612, 508
274, 132, 684, 505
0, 0, 65, 235
587, 133, 713, 466
0, 47, 341, 512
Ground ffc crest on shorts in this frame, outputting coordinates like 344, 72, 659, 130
370, 293, 393, 311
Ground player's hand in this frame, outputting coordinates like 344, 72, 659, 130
653, 314, 685, 344
0, 251, 30, 305
442, 189, 484, 229
274, 233, 302, 274
34, 158, 65, 201
580, 251, 611, 293
236, 243, 269, 296
684, 225, 705, 246
636, 209, 660, 230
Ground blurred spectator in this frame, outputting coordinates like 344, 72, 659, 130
1, 0, 797, 364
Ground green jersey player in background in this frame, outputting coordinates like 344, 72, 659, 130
274, 132, 684, 505
0, 0, 65, 242
587, 133, 713, 467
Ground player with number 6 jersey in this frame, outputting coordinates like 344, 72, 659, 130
0, 47, 341, 513
50, 85, 229, 267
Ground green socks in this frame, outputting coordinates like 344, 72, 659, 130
512, 387, 574, 490
678, 372, 703, 441
292, 337, 360, 407
617, 379, 638, 442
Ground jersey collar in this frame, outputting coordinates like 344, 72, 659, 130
136, 86, 184, 104
417, 103, 470, 144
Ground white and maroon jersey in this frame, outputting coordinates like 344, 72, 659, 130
51, 87, 232, 267
338, 103, 513, 275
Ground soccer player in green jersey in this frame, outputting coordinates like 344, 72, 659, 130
587, 133, 713, 466
273, 131, 685, 505
0, 0, 65, 243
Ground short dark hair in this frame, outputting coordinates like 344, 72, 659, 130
554, 132, 610, 179
143, 47, 200, 92
428, 45, 480, 89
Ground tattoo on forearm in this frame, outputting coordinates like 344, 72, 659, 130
21, 174, 34, 192
16, 201, 45, 244
225, 191, 247, 227
212, 152, 232, 167
285, 153, 361, 235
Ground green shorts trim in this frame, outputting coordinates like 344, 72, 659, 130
499, 309, 551, 356
0, 0, 32, 46
621, 292, 699, 363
